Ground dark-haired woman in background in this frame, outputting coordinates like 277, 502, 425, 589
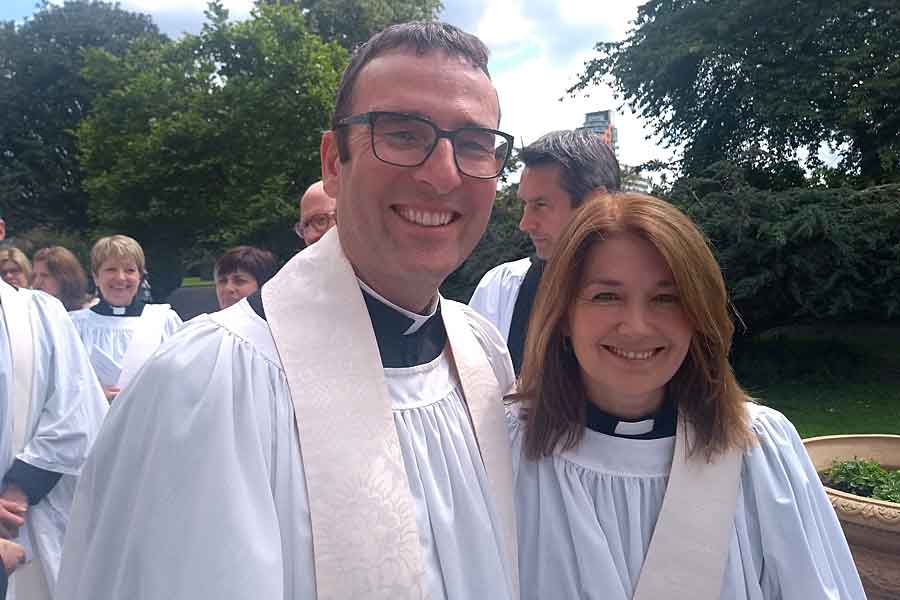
214, 245, 276, 310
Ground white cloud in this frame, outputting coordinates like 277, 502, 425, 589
475, 0, 534, 47
474, 0, 673, 171
491, 47, 672, 169
556, 0, 642, 39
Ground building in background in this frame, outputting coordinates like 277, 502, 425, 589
578, 109, 619, 157
621, 165, 654, 194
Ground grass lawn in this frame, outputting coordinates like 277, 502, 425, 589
182, 276, 214, 288
735, 323, 900, 438
752, 382, 900, 438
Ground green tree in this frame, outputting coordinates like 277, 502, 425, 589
256, 0, 443, 51
0, 1, 162, 232
666, 162, 900, 334
441, 183, 530, 303
78, 2, 346, 298
572, 1, 900, 186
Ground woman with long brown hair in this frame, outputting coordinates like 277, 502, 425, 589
510, 193, 863, 599
32, 246, 94, 311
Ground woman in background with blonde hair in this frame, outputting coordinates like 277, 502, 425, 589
510, 193, 864, 599
32, 246, 94, 311
71, 235, 182, 401
0, 247, 31, 289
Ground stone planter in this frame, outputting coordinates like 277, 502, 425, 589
803, 434, 900, 600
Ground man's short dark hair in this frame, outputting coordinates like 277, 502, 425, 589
214, 246, 276, 286
520, 129, 621, 207
332, 21, 492, 161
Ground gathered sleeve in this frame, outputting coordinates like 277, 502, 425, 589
742, 405, 866, 599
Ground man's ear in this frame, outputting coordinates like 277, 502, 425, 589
321, 131, 341, 199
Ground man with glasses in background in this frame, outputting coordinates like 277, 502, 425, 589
294, 181, 337, 246
60, 21, 519, 600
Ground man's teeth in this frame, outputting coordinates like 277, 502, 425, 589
396, 207, 454, 227
607, 346, 658, 360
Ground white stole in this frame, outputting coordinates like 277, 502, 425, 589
632, 417, 743, 600
116, 304, 171, 389
263, 229, 518, 599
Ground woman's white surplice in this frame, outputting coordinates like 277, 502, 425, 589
70, 304, 182, 387
511, 403, 866, 600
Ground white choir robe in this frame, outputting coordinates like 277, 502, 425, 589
70, 304, 182, 374
468, 257, 530, 341
58, 297, 518, 599
511, 403, 867, 600
0, 286, 107, 597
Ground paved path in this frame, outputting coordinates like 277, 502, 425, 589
166, 285, 218, 321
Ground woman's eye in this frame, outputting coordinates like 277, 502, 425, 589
590, 292, 617, 303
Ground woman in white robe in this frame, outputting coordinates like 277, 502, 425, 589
510, 192, 866, 600
70, 235, 181, 400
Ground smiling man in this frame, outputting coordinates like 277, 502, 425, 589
469, 129, 621, 374
59, 22, 518, 600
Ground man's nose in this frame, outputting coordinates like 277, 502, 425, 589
413, 138, 463, 195
519, 208, 536, 233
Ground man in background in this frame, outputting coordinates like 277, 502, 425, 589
469, 129, 621, 374
295, 181, 337, 246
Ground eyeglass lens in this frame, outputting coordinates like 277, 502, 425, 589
372, 114, 509, 178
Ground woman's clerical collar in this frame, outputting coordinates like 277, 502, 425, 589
585, 393, 677, 440
357, 279, 445, 368
91, 297, 145, 317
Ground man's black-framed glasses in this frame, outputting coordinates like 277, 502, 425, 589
336, 111, 514, 179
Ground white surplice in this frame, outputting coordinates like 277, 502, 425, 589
511, 402, 867, 600
70, 304, 182, 387
0, 283, 107, 598
468, 257, 530, 341
58, 237, 518, 599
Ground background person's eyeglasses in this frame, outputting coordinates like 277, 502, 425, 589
335, 111, 514, 179
294, 211, 337, 238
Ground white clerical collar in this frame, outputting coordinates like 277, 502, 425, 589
356, 278, 439, 336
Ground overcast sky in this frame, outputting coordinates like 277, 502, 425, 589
2, 0, 673, 169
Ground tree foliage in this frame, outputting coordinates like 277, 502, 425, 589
667, 162, 900, 334
441, 183, 530, 303
0, 1, 162, 232
77, 2, 346, 297
257, 0, 443, 51
572, 1, 900, 186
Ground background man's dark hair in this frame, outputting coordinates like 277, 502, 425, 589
520, 129, 621, 207
332, 21, 492, 162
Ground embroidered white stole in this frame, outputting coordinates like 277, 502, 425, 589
632, 417, 743, 600
263, 229, 518, 600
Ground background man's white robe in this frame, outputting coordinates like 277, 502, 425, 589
468, 257, 530, 341
511, 403, 866, 599
59, 295, 518, 599
0, 285, 107, 596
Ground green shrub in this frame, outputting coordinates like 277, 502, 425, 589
732, 336, 872, 386
666, 163, 900, 335
822, 458, 900, 504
